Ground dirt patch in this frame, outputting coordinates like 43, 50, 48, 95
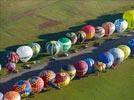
38, 15, 61, 29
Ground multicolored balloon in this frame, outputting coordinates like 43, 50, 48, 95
29, 43, 41, 58
109, 48, 125, 65
16, 46, 33, 63
12, 80, 32, 97
62, 65, 76, 80
95, 26, 105, 38
6, 62, 16, 72
94, 61, 106, 72
4, 91, 21, 100
118, 45, 131, 59
114, 19, 128, 33
76, 31, 86, 43
7, 52, 20, 63
84, 57, 95, 74
98, 52, 114, 68
28, 76, 44, 94
39, 70, 56, 89
0, 92, 3, 100
54, 72, 70, 88
102, 22, 115, 36
81, 25, 95, 40
58, 38, 72, 53
73, 60, 88, 77
66, 32, 77, 44
46, 41, 61, 56
128, 39, 134, 55
123, 10, 134, 29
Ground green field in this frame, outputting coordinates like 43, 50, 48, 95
0, 0, 134, 100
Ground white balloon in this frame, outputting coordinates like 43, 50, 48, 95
114, 19, 128, 33
16, 46, 33, 62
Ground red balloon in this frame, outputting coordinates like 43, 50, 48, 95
73, 60, 88, 77
81, 25, 95, 40
7, 52, 20, 63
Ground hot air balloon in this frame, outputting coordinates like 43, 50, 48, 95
16, 46, 33, 63
0, 64, 2, 71
102, 22, 115, 36
109, 48, 125, 65
128, 39, 134, 55
62, 65, 76, 80
123, 10, 134, 29
66, 32, 77, 44
6, 62, 16, 72
46, 41, 61, 56
81, 25, 95, 40
0, 92, 3, 100
95, 26, 105, 38
76, 31, 86, 43
39, 70, 56, 89
29, 43, 41, 58
118, 45, 131, 59
7, 52, 20, 63
73, 60, 88, 77
54, 72, 70, 88
58, 38, 72, 53
12, 80, 31, 97
114, 19, 128, 33
84, 57, 95, 74
98, 52, 114, 68
94, 61, 106, 72
28, 76, 44, 94
4, 91, 21, 100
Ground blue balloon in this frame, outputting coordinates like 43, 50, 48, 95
84, 57, 95, 74
98, 52, 114, 68
0, 92, 3, 100
128, 39, 134, 55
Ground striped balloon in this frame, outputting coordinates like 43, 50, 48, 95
95, 26, 105, 38
66, 32, 77, 44
76, 31, 86, 43
7, 52, 20, 63
46, 41, 61, 56
102, 22, 115, 36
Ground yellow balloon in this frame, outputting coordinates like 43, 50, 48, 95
123, 10, 134, 29
118, 45, 131, 59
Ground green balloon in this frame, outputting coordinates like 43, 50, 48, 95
58, 38, 72, 53
30, 43, 41, 58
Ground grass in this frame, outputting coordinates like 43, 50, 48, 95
0, 0, 134, 100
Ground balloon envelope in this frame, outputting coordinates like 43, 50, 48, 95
16, 46, 33, 62
109, 48, 125, 65
94, 61, 106, 72
0, 92, 3, 100
4, 91, 21, 100
81, 25, 95, 40
7, 52, 20, 63
84, 57, 95, 74
123, 10, 134, 29
118, 45, 131, 59
12, 80, 32, 97
6, 62, 16, 72
95, 26, 105, 38
62, 65, 76, 80
128, 39, 134, 55
66, 32, 77, 44
102, 22, 115, 36
30, 43, 41, 58
58, 38, 72, 53
73, 60, 88, 77
28, 76, 44, 94
114, 19, 128, 33
55, 72, 70, 88
46, 41, 61, 56
39, 70, 56, 88
98, 52, 114, 68
76, 31, 86, 43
